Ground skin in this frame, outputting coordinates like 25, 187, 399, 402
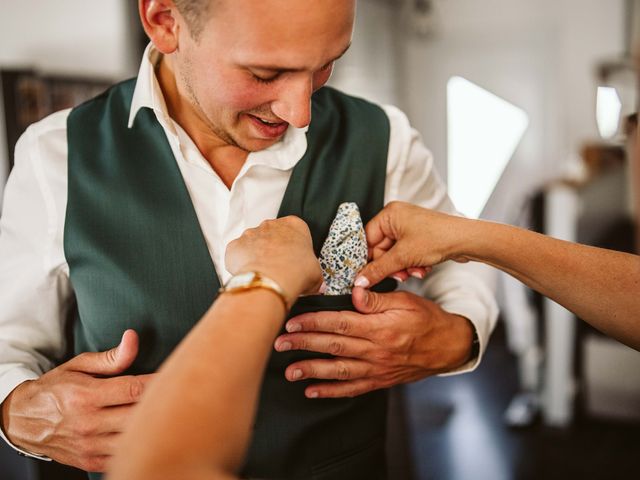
107, 216, 323, 480
1, 0, 474, 469
276, 286, 473, 398
356, 201, 640, 351
152, 0, 474, 401
0, 332, 153, 472
106, 7, 640, 479
144, 0, 353, 186
0, 0, 351, 470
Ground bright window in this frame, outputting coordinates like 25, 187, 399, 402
447, 76, 529, 218
596, 86, 622, 139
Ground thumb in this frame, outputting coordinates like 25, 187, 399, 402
355, 245, 408, 289
68, 329, 139, 376
352, 287, 408, 314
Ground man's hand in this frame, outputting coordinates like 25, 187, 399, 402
0, 330, 154, 472
274, 287, 474, 398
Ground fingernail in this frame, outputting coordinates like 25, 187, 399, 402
392, 275, 404, 282
291, 369, 303, 380
286, 323, 301, 333
277, 341, 292, 352
307, 391, 319, 398
411, 271, 425, 279
354, 276, 369, 288
319, 281, 327, 294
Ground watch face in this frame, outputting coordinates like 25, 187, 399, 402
228, 271, 257, 288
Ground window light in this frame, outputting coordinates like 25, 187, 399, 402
447, 76, 529, 218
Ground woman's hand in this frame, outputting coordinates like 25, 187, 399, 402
225, 216, 325, 304
356, 202, 472, 288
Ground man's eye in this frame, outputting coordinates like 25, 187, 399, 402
252, 73, 280, 84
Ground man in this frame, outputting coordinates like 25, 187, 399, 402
0, 0, 497, 478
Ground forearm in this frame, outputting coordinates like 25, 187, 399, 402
108, 290, 286, 480
464, 219, 640, 349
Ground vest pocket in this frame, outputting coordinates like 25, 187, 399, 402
310, 436, 386, 480
288, 276, 398, 318
289, 294, 355, 317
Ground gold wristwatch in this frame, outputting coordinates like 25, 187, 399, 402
219, 272, 289, 310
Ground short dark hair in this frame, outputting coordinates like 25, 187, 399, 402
174, 0, 212, 40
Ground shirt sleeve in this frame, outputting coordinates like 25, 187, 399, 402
0, 113, 73, 459
382, 104, 499, 375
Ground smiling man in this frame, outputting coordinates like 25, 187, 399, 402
0, 1, 497, 479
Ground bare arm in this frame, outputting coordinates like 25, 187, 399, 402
107, 290, 286, 480
357, 202, 640, 351
107, 217, 323, 480
469, 221, 640, 349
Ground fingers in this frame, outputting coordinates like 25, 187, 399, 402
67, 330, 139, 376
305, 379, 380, 399
275, 332, 373, 357
72, 434, 119, 472
96, 405, 136, 434
368, 236, 395, 260
63, 405, 134, 440
355, 244, 410, 288
283, 359, 384, 398
84, 455, 112, 474
94, 374, 155, 407
384, 267, 430, 283
351, 287, 415, 314
390, 270, 410, 282
53, 424, 122, 471
285, 310, 373, 339
284, 358, 371, 382
364, 207, 396, 248
407, 267, 429, 279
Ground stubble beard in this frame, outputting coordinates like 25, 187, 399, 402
185, 80, 249, 152
179, 57, 258, 153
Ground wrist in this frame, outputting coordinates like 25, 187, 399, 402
463, 318, 480, 364
221, 270, 297, 310
239, 265, 307, 303
445, 314, 476, 370
442, 216, 469, 261
1, 381, 34, 449
454, 217, 494, 263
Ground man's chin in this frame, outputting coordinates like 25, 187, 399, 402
233, 134, 285, 153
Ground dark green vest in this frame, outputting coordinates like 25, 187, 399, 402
65, 80, 395, 479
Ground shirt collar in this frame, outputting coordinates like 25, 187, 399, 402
128, 43, 308, 172
128, 43, 169, 129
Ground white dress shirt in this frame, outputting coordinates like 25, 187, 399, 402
0, 45, 498, 457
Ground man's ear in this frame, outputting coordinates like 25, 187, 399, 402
139, 0, 180, 54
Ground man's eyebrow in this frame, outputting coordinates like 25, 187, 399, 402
245, 42, 352, 72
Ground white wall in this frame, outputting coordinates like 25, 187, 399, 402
332, 0, 625, 223
0, 0, 138, 206
330, 0, 401, 106
0, 1, 137, 77
398, 0, 625, 222
0, 0, 627, 221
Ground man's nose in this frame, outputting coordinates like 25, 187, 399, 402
271, 76, 313, 128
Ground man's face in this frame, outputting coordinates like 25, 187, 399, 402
171, 0, 355, 152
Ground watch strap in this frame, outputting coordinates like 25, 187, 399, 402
219, 272, 289, 310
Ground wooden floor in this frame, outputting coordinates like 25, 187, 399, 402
400, 325, 640, 480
